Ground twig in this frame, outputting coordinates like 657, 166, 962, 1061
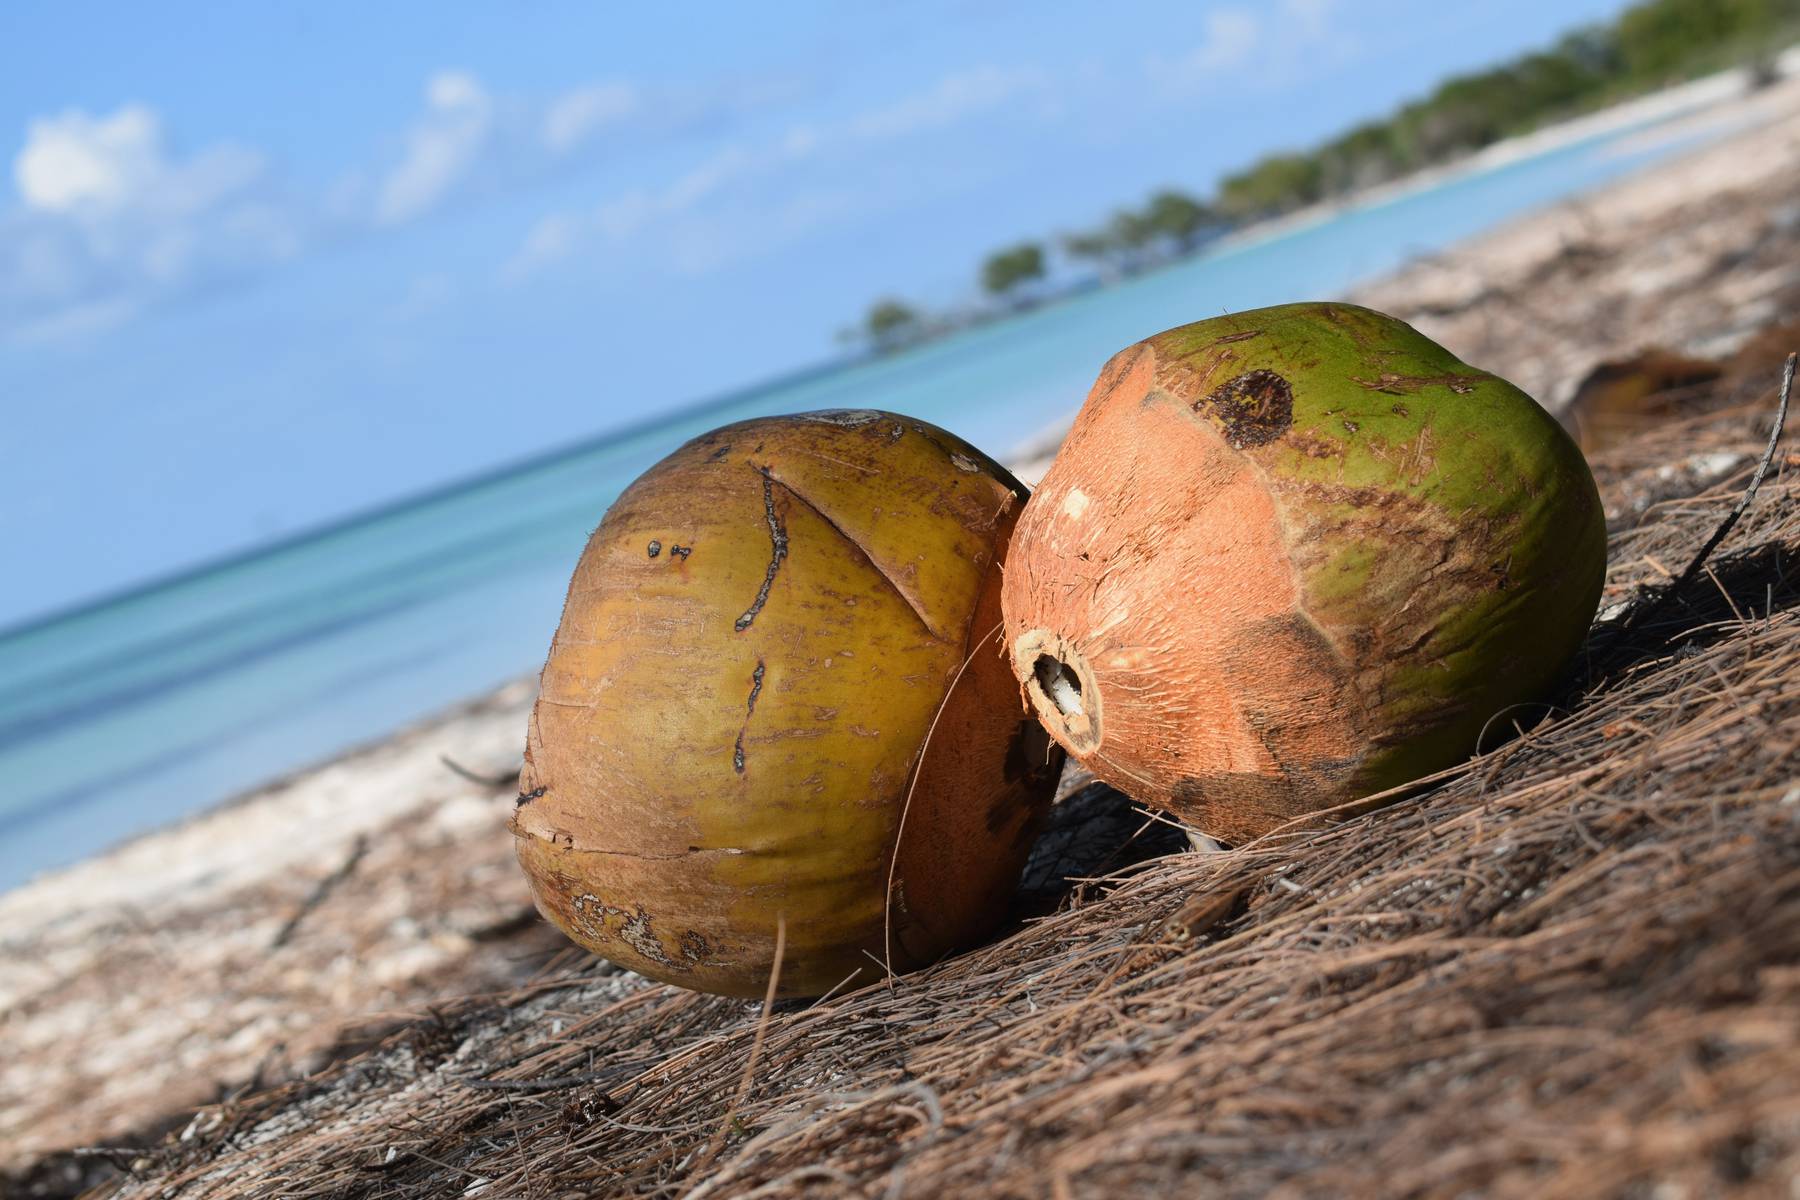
1601, 352, 1793, 663
67, 1146, 147, 1167
270, 834, 370, 949
694, 915, 786, 1173
456, 1069, 619, 1093
440, 755, 522, 789
394, 1146, 488, 1183
1658, 354, 1794, 597
505, 1096, 536, 1197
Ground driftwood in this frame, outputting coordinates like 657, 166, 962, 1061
268, 836, 370, 951
438, 755, 522, 790
1594, 350, 1794, 669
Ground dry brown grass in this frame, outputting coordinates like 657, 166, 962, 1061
71, 355, 1800, 1200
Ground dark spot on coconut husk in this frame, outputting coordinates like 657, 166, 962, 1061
1197, 369, 1295, 448
515, 787, 547, 809
796, 409, 882, 428
680, 930, 711, 961
745, 661, 766, 715
734, 467, 788, 632
569, 898, 672, 966
732, 660, 766, 775
646, 540, 662, 558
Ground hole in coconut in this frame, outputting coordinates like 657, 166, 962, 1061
1033, 654, 1085, 718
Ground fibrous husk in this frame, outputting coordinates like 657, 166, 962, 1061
1002, 303, 1607, 843
68, 384, 1800, 1200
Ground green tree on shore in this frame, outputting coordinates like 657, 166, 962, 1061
1061, 227, 1121, 278
1062, 209, 1162, 278
1143, 190, 1219, 252
847, 0, 1800, 351
863, 298, 923, 352
1105, 209, 1158, 270
981, 242, 1046, 304
1217, 154, 1324, 220
1619, 0, 1794, 79
1316, 122, 1409, 194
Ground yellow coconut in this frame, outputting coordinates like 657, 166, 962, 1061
512, 410, 1060, 998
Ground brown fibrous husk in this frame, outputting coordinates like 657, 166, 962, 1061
81, 371, 1800, 1199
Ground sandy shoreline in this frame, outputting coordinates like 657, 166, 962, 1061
5, 68, 1800, 1180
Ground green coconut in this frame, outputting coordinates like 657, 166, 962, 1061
1001, 302, 1607, 844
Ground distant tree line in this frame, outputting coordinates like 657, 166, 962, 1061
854, 0, 1800, 352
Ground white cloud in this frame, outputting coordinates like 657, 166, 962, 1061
1178, 8, 1262, 74
1, 56, 1084, 342
666, 146, 757, 211
217, 202, 304, 261
15, 106, 161, 212
375, 71, 494, 225
500, 143, 799, 283
371, 70, 763, 226
667, 186, 858, 277
427, 71, 484, 112
2, 102, 295, 344
543, 82, 638, 153
501, 211, 585, 282
0, 66, 808, 343
1149, 1, 1347, 91
848, 65, 1046, 141
0, 69, 683, 342
14, 105, 263, 218
500, 63, 1049, 283
1280, 0, 1339, 41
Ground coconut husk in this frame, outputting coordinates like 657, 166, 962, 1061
64, 374, 1800, 1199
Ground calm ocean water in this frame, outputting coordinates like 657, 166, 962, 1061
0, 104, 1737, 891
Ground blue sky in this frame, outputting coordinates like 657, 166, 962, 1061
1, 0, 1634, 628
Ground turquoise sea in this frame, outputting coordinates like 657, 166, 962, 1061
0, 103, 1741, 891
